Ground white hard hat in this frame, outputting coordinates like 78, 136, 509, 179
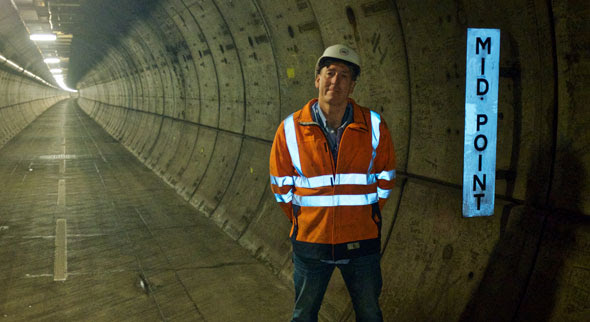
315, 44, 361, 77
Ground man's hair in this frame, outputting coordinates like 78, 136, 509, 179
317, 58, 360, 81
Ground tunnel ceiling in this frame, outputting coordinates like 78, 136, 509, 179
67, 0, 160, 88
5, 0, 156, 89
13, 0, 83, 82
0, 0, 57, 86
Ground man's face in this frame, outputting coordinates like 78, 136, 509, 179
315, 62, 356, 106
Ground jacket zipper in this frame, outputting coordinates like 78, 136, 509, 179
312, 125, 337, 260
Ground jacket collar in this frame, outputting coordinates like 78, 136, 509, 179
298, 98, 369, 131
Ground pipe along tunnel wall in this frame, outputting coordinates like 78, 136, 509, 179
2, 0, 590, 320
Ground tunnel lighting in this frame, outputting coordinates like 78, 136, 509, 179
30, 33, 57, 41
53, 75, 78, 93
50, 68, 63, 74
44, 57, 61, 64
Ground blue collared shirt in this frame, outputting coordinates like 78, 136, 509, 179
311, 102, 353, 165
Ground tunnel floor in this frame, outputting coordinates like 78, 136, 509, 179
0, 99, 292, 321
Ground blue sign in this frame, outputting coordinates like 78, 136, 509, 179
463, 28, 500, 217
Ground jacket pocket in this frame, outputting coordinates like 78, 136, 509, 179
291, 205, 301, 240
371, 203, 382, 238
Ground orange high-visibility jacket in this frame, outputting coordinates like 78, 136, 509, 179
269, 98, 396, 260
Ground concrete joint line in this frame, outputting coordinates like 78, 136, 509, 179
18, 233, 106, 239
57, 179, 66, 206
25, 274, 53, 278
177, 262, 257, 271
54, 219, 67, 281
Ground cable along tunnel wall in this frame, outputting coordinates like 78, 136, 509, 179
73, 0, 589, 321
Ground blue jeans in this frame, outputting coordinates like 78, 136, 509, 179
291, 253, 383, 322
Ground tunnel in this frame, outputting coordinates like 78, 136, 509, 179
0, 0, 588, 321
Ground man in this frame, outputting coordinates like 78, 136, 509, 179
269, 44, 396, 321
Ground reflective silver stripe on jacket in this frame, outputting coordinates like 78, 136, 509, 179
270, 175, 294, 187
293, 193, 379, 207
368, 111, 381, 174
284, 114, 303, 176
274, 190, 293, 203
272, 171, 395, 189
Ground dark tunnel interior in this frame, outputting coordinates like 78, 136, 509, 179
0, 0, 588, 321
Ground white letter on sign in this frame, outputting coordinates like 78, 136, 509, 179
463, 28, 500, 217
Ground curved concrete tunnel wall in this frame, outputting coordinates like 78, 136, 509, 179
59, 0, 588, 320
0, 69, 68, 148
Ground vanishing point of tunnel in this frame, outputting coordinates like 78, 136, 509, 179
0, 0, 588, 321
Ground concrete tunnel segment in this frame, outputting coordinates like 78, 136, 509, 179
0, 0, 589, 321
